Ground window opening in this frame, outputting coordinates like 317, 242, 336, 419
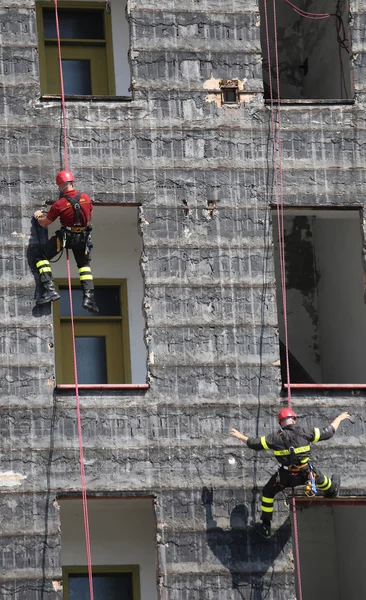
36, 1, 117, 96
63, 567, 138, 600
62, 59, 92, 95
259, 0, 352, 100
59, 498, 157, 600
272, 208, 365, 385
54, 280, 131, 384
50, 206, 146, 385
43, 8, 105, 39
220, 79, 239, 104
295, 503, 366, 599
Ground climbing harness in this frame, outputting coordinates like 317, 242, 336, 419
58, 194, 93, 251
305, 467, 317, 498
53, 0, 94, 598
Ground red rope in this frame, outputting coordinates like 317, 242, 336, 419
66, 252, 94, 600
54, 0, 69, 171
53, 2, 94, 598
283, 0, 331, 19
267, 1, 303, 598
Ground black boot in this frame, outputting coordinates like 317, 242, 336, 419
37, 280, 60, 305
324, 474, 340, 498
82, 290, 99, 313
254, 520, 271, 539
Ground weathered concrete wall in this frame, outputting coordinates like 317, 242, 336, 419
0, 0, 364, 599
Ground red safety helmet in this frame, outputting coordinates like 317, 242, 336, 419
278, 408, 296, 424
56, 170, 75, 185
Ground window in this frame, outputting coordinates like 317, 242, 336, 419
36, 1, 116, 96
220, 80, 239, 104
49, 206, 146, 385
59, 498, 157, 600
63, 565, 140, 600
294, 501, 366, 599
53, 280, 131, 384
272, 208, 365, 385
259, 0, 352, 101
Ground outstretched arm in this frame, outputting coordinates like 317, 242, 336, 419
331, 412, 352, 432
230, 429, 248, 444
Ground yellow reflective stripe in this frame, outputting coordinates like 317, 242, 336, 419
78, 267, 91, 273
313, 427, 321, 443
262, 496, 274, 504
79, 275, 93, 281
300, 457, 310, 464
39, 267, 52, 273
261, 506, 274, 513
261, 436, 269, 450
317, 476, 332, 491
273, 445, 310, 456
36, 260, 50, 268
294, 445, 310, 453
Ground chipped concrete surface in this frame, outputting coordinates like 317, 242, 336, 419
0, 1, 363, 599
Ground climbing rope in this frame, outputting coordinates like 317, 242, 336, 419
53, 1, 94, 598
264, 1, 303, 598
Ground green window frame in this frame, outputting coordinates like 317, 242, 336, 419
62, 565, 140, 600
36, 1, 116, 96
53, 279, 132, 384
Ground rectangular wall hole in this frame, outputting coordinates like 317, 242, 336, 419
295, 504, 366, 599
50, 206, 146, 385
59, 497, 158, 600
272, 208, 365, 384
259, 0, 352, 100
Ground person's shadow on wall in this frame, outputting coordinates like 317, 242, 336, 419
202, 487, 291, 600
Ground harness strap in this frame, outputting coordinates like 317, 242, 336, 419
63, 193, 88, 227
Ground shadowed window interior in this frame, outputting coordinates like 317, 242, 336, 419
295, 503, 366, 599
50, 206, 146, 386
60, 498, 158, 600
259, 0, 352, 100
272, 208, 365, 384
67, 571, 133, 599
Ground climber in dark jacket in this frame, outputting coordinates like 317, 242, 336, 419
230, 408, 351, 538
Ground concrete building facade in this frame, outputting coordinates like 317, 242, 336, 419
0, 0, 364, 599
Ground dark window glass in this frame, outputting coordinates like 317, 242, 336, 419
222, 88, 238, 103
43, 9, 105, 39
75, 337, 107, 384
59, 287, 121, 317
62, 60, 92, 95
69, 572, 133, 600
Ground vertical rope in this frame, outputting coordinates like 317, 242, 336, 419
54, 0, 69, 171
53, 2, 94, 598
66, 252, 94, 600
267, 2, 303, 598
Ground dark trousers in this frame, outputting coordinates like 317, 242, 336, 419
34, 234, 94, 291
261, 465, 335, 522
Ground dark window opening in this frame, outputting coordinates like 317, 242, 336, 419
273, 209, 365, 384
295, 503, 366, 599
62, 59, 92, 95
259, 0, 352, 100
68, 572, 133, 599
222, 88, 238, 104
59, 286, 121, 317
220, 79, 239, 104
43, 8, 105, 39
